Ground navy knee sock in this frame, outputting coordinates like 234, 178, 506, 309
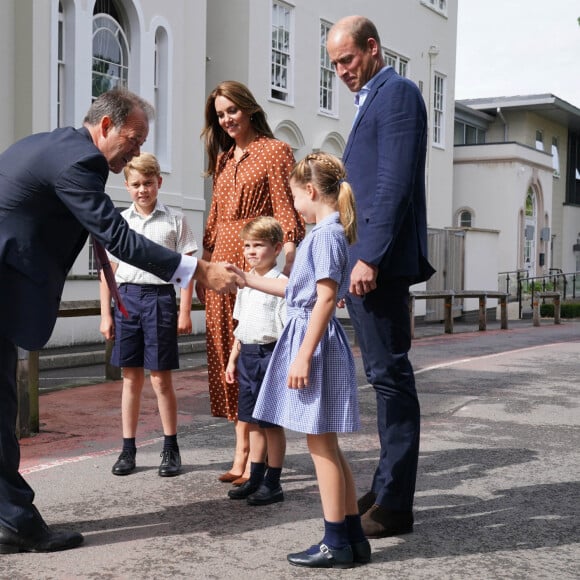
249, 462, 266, 485
122, 437, 136, 454
163, 434, 179, 452
263, 466, 282, 489
345, 514, 366, 544
308, 519, 348, 552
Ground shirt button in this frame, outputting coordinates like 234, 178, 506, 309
176, 278, 181, 284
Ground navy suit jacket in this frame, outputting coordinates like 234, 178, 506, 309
0, 127, 182, 350
343, 67, 435, 285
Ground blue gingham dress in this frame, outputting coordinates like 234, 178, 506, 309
253, 212, 360, 434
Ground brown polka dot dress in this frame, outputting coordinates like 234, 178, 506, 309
202, 135, 305, 420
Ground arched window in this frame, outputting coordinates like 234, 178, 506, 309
92, 1, 129, 99
523, 187, 537, 275
459, 210, 472, 227
154, 26, 170, 166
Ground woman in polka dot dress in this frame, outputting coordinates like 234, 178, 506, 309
198, 81, 305, 482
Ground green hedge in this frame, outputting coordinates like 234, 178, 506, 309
540, 301, 580, 318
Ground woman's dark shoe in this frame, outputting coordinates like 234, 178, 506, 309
351, 539, 372, 564
112, 450, 136, 476
287, 543, 354, 569
0, 524, 83, 554
228, 479, 260, 499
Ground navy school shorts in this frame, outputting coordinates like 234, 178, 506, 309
237, 342, 279, 428
110, 283, 179, 371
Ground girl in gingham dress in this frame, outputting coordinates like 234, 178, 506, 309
234, 153, 370, 569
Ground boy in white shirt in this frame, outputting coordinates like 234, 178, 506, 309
225, 216, 287, 505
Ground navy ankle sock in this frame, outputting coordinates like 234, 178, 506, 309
163, 434, 179, 451
345, 514, 366, 544
321, 519, 349, 550
249, 462, 266, 484
122, 438, 136, 453
264, 466, 282, 489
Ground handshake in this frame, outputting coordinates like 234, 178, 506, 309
193, 261, 247, 299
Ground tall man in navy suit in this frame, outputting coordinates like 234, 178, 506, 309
327, 16, 435, 538
0, 88, 239, 553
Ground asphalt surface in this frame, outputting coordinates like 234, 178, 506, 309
2, 317, 579, 579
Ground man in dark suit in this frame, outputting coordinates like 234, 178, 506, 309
0, 88, 239, 553
327, 16, 435, 538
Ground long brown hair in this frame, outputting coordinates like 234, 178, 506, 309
291, 152, 357, 245
201, 81, 274, 177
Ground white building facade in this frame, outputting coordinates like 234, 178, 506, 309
0, 0, 458, 346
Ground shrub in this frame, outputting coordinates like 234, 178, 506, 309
540, 301, 580, 318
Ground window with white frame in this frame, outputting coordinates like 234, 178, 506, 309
458, 209, 473, 227
454, 121, 486, 145
271, 1, 293, 103
92, 1, 129, 100
154, 27, 170, 168
535, 129, 544, 151
319, 20, 337, 114
421, 0, 447, 17
551, 136, 560, 177
57, 2, 65, 127
383, 49, 408, 78
432, 73, 445, 146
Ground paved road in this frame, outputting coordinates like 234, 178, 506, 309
2, 319, 579, 579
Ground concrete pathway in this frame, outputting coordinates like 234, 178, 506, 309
2, 319, 579, 579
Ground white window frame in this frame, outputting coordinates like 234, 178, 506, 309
319, 20, 337, 115
421, 0, 448, 17
92, 13, 129, 99
551, 136, 560, 177
432, 72, 445, 147
535, 129, 544, 151
154, 25, 172, 171
382, 48, 409, 78
57, 2, 65, 128
270, 0, 293, 104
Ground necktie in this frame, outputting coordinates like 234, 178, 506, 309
91, 237, 129, 318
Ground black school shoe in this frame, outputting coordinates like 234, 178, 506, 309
246, 483, 284, 506
112, 450, 136, 476
158, 449, 181, 477
228, 479, 261, 499
287, 543, 354, 569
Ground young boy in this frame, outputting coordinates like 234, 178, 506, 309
225, 216, 287, 505
99, 152, 197, 477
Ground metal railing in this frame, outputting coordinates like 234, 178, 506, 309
499, 270, 579, 318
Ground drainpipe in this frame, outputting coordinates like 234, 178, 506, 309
497, 107, 508, 141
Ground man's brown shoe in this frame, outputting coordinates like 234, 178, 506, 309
361, 505, 414, 538
357, 491, 377, 515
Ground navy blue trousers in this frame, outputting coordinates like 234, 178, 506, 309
0, 335, 44, 533
346, 279, 420, 511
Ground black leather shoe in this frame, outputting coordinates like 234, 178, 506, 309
357, 491, 377, 515
246, 483, 284, 506
361, 505, 414, 538
228, 479, 260, 499
351, 539, 372, 564
287, 543, 354, 569
0, 524, 83, 554
112, 450, 136, 476
158, 449, 181, 477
